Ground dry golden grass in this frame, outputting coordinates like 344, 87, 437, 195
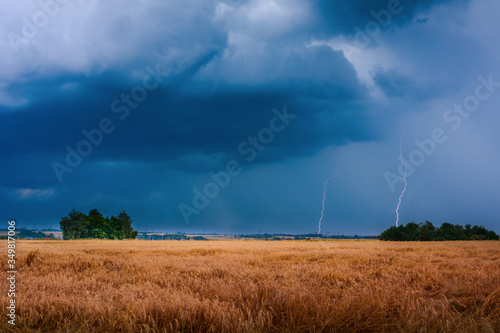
1, 240, 499, 332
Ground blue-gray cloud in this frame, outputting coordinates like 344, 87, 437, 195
1, 0, 499, 234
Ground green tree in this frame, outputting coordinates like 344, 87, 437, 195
464, 224, 473, 239
89, 228, 107, 239
118, 211, 138, 239
59, 209, 89, 240
487, 230, 499, 240
60, 209, 139, 240
472, 225, 487, 240
87, 209, 106, 235
437, 222, 457, 240
454, 224, 466, 240
419, 221, 436, 241
404, 222, 420, 241
378, 226, 397, 241
107, 216, 120, 239
380, 221, 498, 241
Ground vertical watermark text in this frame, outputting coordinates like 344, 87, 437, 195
6, 220, 17, 326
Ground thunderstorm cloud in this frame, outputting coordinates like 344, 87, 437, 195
1, 0, 499, 234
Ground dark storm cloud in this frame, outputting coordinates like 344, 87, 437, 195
315, 0, 470, 35
371, 67, 438, 100
4, 0, 462, 174
0, 42, 371, 175
1, 0, 499, 234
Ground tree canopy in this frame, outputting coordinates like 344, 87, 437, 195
379, 221, 499, 241
59, 209, 138, 240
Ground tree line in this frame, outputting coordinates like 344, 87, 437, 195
379, 221, 499, 241
59, 209, 138, 240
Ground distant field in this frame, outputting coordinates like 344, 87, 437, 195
41, 231, 63, 239
0, 231, 63, 239
1, 240, 499, 332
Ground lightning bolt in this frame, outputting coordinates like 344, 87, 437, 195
318, 164, 339, 235
395, 137, 408, 227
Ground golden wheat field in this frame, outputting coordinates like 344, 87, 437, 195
1, 240, 499, 332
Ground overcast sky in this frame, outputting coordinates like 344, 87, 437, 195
1, 0, 499, 235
